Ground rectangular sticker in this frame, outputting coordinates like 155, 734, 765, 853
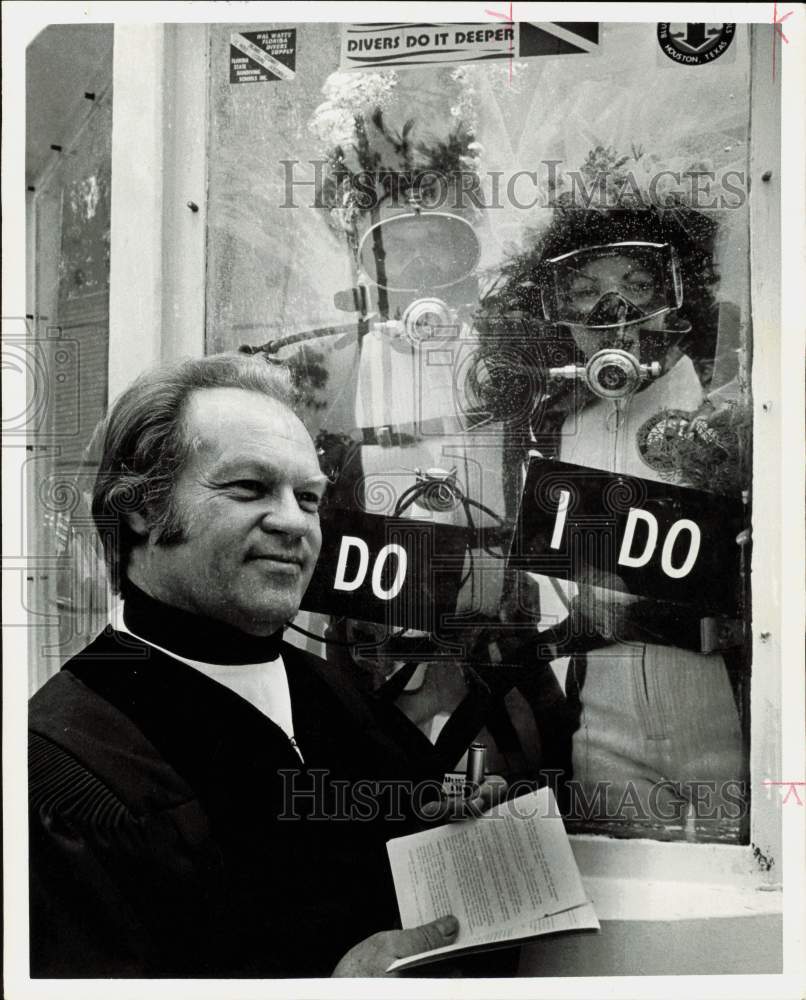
230, 29, 296, 84
340, 22, 599, 70
519, 22, 600, 58
340, 22, 518, 69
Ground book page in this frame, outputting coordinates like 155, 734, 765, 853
386, 901, 599, 973
386, 787, 597, 971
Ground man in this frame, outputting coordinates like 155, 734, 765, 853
29, 352, 465, 977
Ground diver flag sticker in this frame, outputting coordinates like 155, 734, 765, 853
519, 22, 600, 58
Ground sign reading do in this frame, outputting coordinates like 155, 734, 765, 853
301, 508, 468, 631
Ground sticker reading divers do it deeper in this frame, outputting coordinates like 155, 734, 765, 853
340, 22, 599, 70
230, 29, 296, 84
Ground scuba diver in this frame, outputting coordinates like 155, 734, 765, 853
476, 200, 748, 833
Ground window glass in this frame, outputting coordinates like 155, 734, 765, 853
207, 22, 753, 843
28, 87, 113, 690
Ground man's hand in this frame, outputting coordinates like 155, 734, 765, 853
332, 915, 460, 977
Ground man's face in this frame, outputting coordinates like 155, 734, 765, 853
130, 387, 326, 635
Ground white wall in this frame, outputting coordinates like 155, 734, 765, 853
109, 24, 207, 400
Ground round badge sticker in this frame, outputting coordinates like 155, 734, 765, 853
657, 23, 736, 65
637, 409, 692, 479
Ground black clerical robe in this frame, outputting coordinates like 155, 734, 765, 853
29, 628, 441, 978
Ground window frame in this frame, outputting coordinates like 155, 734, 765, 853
568, 23, 785, 895
104, 20, 786, 899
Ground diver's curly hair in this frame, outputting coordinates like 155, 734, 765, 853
484, 204, 719, 335
470, 203, 723, 425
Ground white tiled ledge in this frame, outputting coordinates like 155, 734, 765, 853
570, 832, 781, 920
582, 875, 781, 922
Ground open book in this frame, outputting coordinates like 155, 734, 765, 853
385, 786, 599, 972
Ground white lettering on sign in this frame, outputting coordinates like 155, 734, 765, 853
334, 536, 369, 592
231, 33, 295, 80
618, 509, 660, 568
333, 536, 408, 599
549, 490, 571, 549
549, 503, 702, 580
660, 519, 701, 579
371, 544, 408, 600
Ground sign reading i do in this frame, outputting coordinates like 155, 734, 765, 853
508, 459, 746, 616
